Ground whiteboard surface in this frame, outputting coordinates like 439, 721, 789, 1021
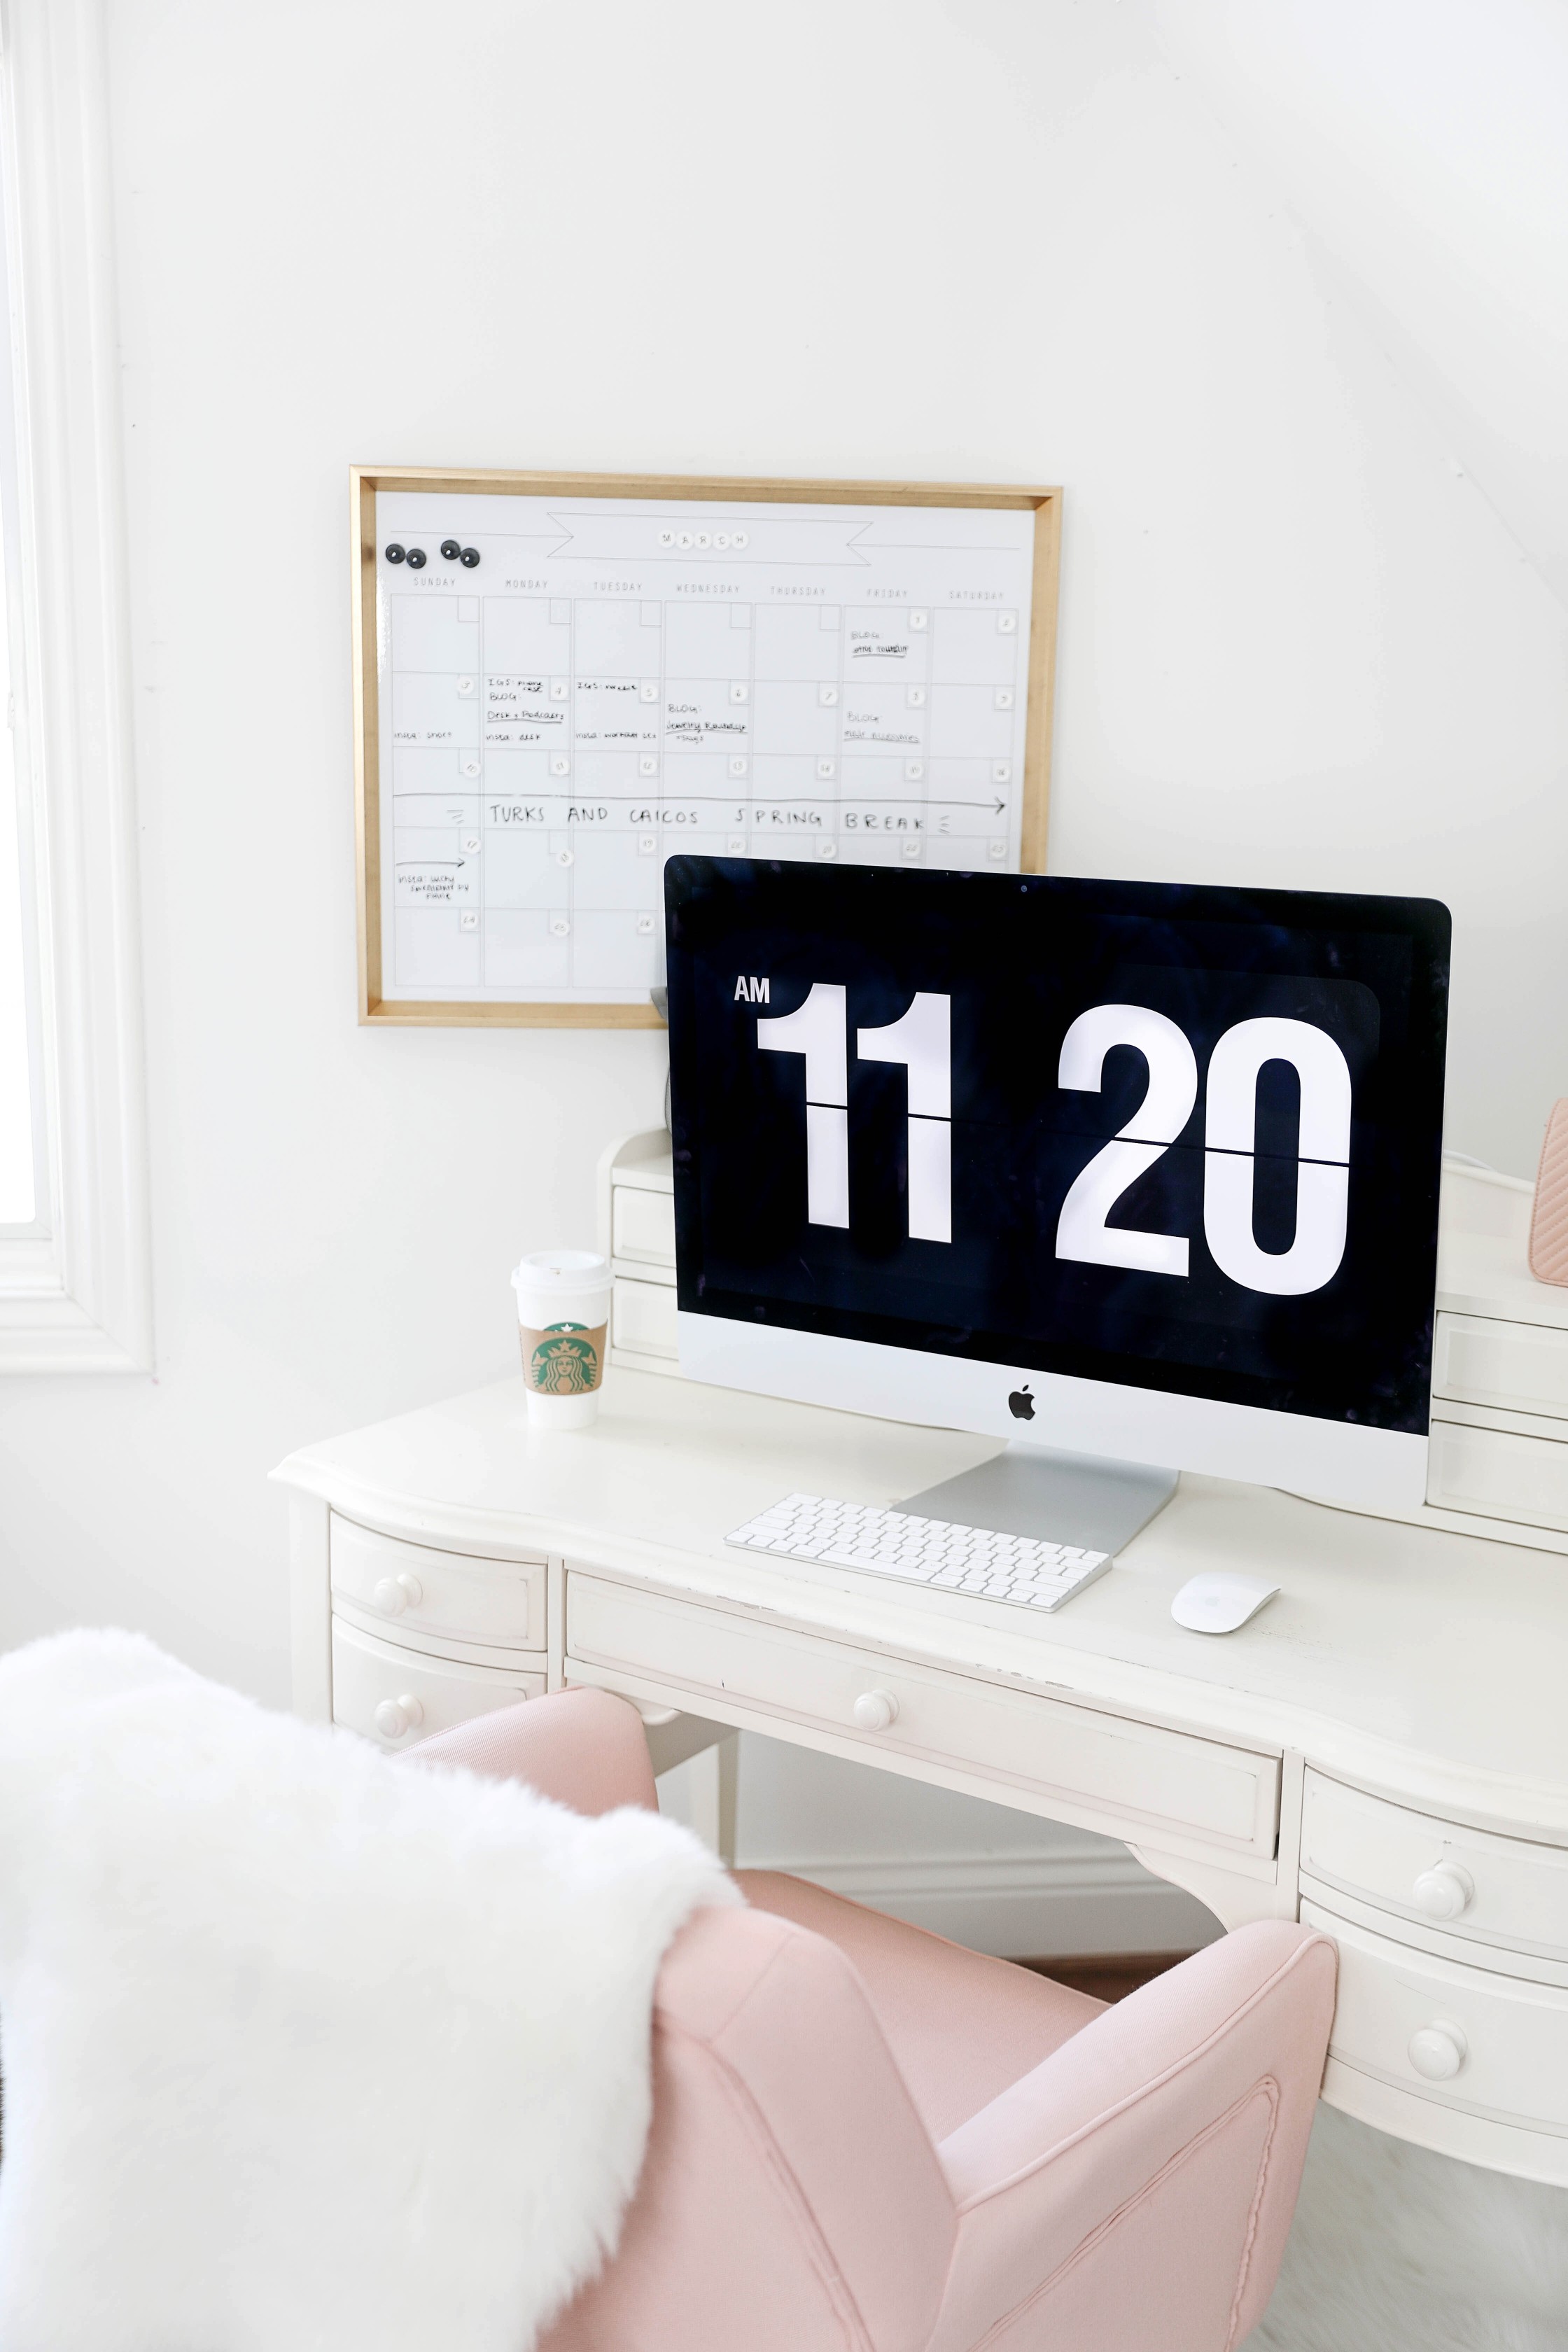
374, 491, 1039, 1004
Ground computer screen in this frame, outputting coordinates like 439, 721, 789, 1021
665, 859, 1450, 1506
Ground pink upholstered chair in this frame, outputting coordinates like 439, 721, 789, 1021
412, 1690, 1335, 2352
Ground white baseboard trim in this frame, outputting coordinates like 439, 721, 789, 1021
738, 1850, 1223, 1960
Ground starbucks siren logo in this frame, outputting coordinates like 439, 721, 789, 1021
530, 1320, 599, 1396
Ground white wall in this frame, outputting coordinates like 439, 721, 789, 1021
1, 0, 1565, 1925
1156, 0, 1568, 611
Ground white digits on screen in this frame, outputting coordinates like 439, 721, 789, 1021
756, 981, 850, 1227
755, 983, 954, 1240
754, 981, 1354, 1292
1055, 1005, 1198, 1278
857, 993, 952, 1243
1202, 1017, 1352, 1296
1054, 1005, 1353, 1296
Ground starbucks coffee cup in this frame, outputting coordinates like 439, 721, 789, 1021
511, 1250, 612, 1429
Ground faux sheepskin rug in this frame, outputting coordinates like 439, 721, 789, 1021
0, 1630, 736, 2352
1244, 2100, 1568, 2351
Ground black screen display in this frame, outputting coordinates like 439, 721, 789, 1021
666, 861, 1450, 1435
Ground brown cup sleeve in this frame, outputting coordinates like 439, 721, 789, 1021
518, 1318, 608, 1396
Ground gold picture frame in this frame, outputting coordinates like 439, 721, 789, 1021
353, 467, 1062, 1028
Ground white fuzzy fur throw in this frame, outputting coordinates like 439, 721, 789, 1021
1244, 2099, 1568, 2352
0, 1630, 736, 2352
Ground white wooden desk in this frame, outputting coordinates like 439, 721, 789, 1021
276, 1369, 1568, 2185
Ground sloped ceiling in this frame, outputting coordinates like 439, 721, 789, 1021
1154, 0, 1568, 609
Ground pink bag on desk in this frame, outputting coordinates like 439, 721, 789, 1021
1530, 1100, 1568, 1284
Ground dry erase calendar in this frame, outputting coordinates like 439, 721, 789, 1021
351, 470, 1060, 1027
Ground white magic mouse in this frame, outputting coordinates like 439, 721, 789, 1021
1170, 1572, 1280, 1634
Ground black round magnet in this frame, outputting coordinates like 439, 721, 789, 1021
460, 546, 481, 568
405, 546, 427, 569
384, 543, 406, 564
440, 538, 462, 562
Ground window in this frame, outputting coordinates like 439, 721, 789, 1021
0, 2, 150, 1371
0, 613, 38, 1228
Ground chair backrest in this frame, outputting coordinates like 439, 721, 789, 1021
412, 1693, 955, 2349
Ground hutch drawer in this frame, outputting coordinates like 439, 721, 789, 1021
1427, 1417, 1568, 1532
1434, 1312, 1568, 1422
612, 1184, 676, 1269
612, 1277, 679, 1360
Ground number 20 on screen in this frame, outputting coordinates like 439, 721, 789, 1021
748, 984, 1354, 1299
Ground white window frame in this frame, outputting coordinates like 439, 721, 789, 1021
0, 0, 150, 1371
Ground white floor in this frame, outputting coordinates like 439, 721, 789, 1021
1246, 2104, 1568, 2351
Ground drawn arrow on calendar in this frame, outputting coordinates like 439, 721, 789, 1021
824, 795, 1009, 813
545, 794, 1012, 812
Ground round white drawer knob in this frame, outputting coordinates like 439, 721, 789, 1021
1408, 2021, 1468, 2081
853, 1689, 899, 1732
374, 1693, 425, 1740
372, 1573, 424, 1617
1412, 1862, 1474, 1920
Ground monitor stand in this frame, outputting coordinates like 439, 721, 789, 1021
899, 1441, 1177, 1556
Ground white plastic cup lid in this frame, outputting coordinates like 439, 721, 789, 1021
510, 1250, 610, 1295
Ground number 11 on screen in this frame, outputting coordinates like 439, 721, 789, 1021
755, 983, 953, 1242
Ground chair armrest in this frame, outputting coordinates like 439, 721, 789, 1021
929, 1923, 1336, 2351
407, 1688, 658, 1815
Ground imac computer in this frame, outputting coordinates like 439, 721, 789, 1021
664, 859, 1450, 1592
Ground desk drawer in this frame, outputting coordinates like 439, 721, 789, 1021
1302, 1773, 1568, 1963
330, 1516, 547, 1651
1434, 1313, 1568, 1422
566, 1573, 1280, 1860
332, 1620, 545, 1750
1427, 1418, 1568, 1532
1305, 1903, 1568, 2136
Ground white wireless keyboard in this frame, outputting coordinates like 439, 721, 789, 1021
725, 1493, 1112, 1614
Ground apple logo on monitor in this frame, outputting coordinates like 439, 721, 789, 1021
1008, 1385, 1035, 1422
